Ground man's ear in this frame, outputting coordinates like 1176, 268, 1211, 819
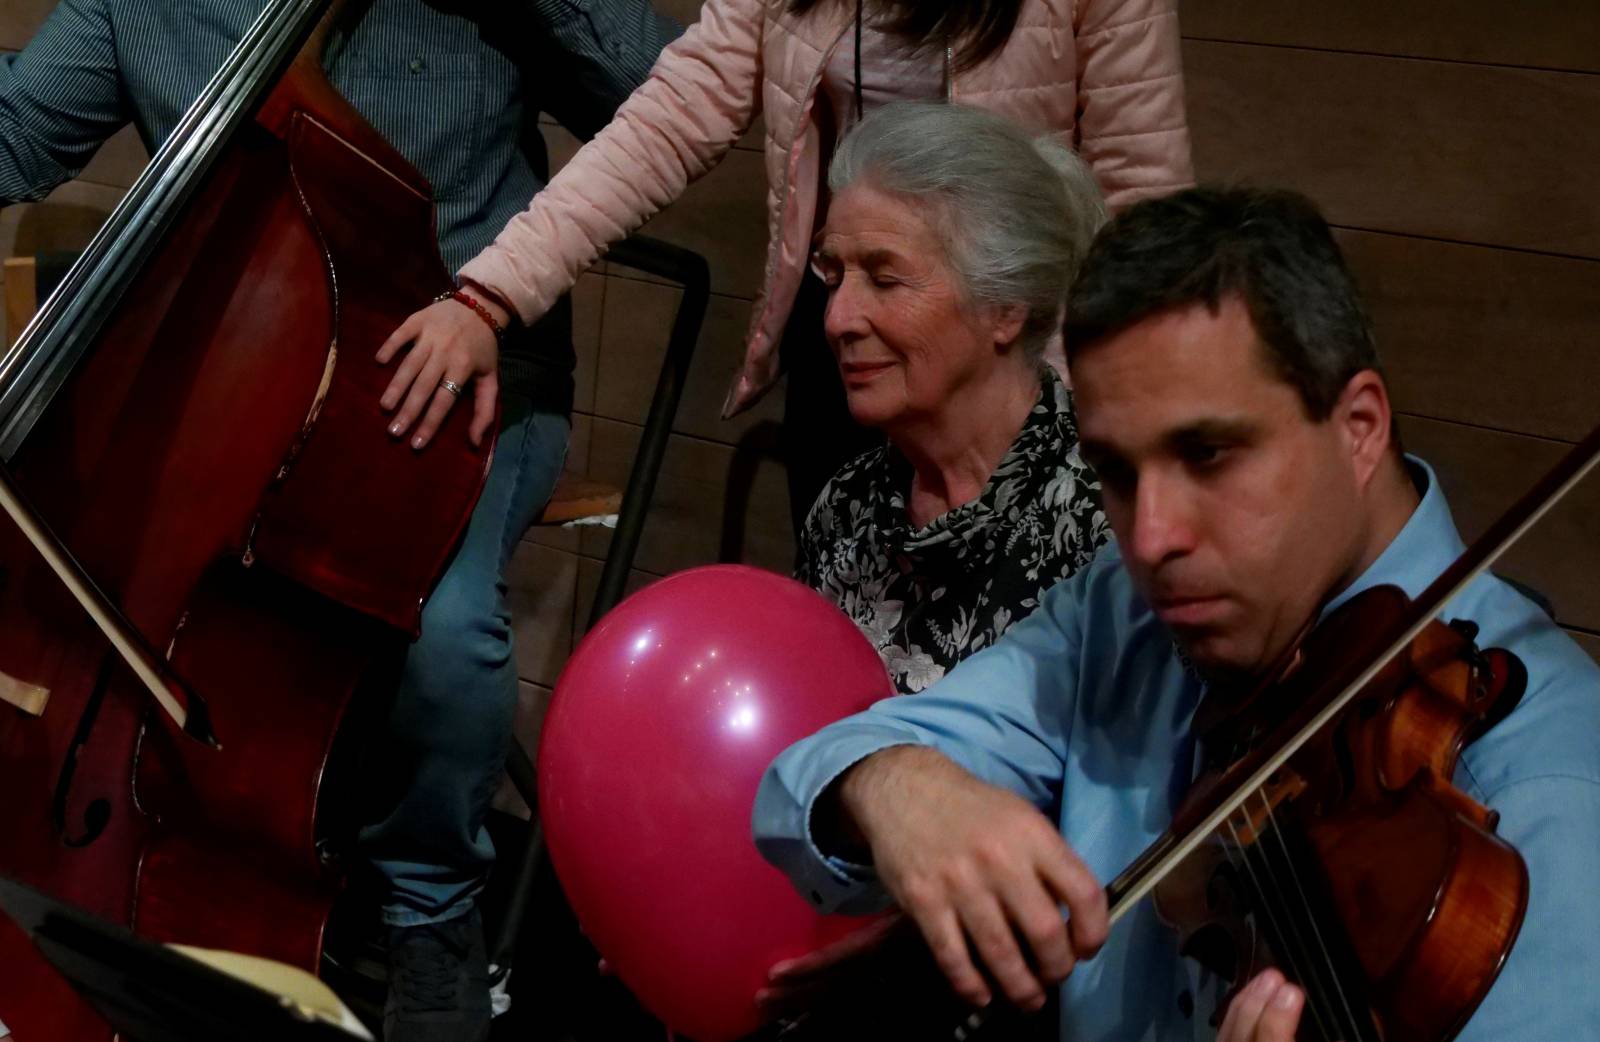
1333, 369, 1394, 491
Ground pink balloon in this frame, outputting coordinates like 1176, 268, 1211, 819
538, 565, 893, 1041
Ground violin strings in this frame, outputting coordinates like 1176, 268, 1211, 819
1221, 817, 1339, 1041
1233, 814, 1347, 1042
1257, 792, 1369, 1042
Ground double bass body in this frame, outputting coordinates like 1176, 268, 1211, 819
0, 5, 490, 1038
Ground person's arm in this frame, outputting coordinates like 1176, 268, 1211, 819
456, 0, 764, 326
0, 0, 131, 205
1071, 0, 1194, 209
754, 561, 1115, 1009
524, 0, 683, 140
383, 0, 758, 447
378, 0, 760, 449
754, 577, 1088, 904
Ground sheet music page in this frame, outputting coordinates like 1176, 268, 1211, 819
167, 945, 373, 1040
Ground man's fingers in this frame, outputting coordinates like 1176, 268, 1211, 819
956, 890, 1045, 1011
769, 913, 905, 983
753, 978, 828, 1019
913, 902, 991, 1008
1219, 969, 1297, 1042
1037, 836, 1108, 957
997, 878, 1074, 987
1255, 978, 1303, 1042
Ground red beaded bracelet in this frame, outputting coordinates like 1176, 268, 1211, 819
434, 288, 506, 343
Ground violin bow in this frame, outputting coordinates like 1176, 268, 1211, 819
0, 462, 215, 747
955, 420, 1600, 1040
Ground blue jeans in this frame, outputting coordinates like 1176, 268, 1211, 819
361, 393, 569, 927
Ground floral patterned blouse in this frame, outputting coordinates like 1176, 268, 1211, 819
798, 370, 1109, 695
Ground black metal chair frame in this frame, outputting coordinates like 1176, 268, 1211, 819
489, 233, 710, 974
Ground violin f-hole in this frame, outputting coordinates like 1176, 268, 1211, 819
50, 656, 116, 848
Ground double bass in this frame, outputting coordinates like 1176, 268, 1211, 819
0, 1, 491, 1037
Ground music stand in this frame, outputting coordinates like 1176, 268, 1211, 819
0, 876, 369, 1042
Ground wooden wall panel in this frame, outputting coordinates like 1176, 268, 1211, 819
1398, 416, 1600, 633
1337, 229, 1600, 442
1183, 2, 1600, 74
577, 418, 794, 576
1569, 630, 1600, 666
1184, 40, 1600, 256
75, 125, 147, 190
0, 180, 124, 344
633, 145, 769, 300
594, 274, 784, 444
0, 0, 55, 51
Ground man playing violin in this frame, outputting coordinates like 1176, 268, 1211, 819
754, 186, 1600, 1041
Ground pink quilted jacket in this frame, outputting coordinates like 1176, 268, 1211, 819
459, 0, 1194, 416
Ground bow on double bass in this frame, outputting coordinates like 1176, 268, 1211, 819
0, 1, 491, 1038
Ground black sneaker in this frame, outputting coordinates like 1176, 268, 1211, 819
384, 908, 492, 1042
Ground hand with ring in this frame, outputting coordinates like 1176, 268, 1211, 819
377, 283, 506, 450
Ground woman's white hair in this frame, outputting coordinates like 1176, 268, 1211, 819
828, 100, 1107, 362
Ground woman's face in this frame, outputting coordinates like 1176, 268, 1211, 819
812, 183, 1022, 433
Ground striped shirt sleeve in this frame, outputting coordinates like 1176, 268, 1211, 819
525, 0, 683, 139
0, 0, 131, 204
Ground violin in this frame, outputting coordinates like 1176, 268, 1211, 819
0, 2, 489, 1038
1154, 585, 1528, 1041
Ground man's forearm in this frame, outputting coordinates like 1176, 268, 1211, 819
820, 745, 958, 863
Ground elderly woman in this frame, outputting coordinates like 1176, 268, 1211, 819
796, 101, 1110, 697
767, 105, 1108, 1034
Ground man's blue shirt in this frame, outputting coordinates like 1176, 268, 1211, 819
755, 458, 1600, 1040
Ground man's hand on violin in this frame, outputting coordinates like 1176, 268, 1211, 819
377, 287, 505, 450
833, 746, 1108, 1013
1217, 969, 1304, 1042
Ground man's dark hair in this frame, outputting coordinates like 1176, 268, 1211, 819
1064, 186, 1379, 420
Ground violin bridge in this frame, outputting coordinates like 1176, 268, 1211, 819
1227, 770, 1309, 845
0, 669, 48, 717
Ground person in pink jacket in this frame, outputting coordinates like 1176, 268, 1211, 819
380, 0, 1193, 530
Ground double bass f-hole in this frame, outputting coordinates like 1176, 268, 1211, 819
49, 656, 117, 848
